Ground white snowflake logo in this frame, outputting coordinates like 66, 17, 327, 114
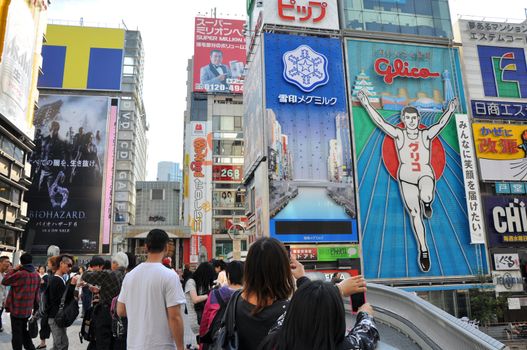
282, 45, 329, 92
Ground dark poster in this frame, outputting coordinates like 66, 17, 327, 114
27, 95, 110, 254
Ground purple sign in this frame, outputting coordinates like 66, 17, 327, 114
483, 196, 527, 247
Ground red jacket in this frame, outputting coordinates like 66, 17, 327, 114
2, 266, 40, 318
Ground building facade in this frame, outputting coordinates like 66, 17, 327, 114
0, 0, 48, 260
24, 22, 147, 258
457, 17, 527, 321
126, 181, 189, 267
243, 0, 490, 319
182, 16, 247, 264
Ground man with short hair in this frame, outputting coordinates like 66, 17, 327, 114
117, 229, 185, 349
0, 255, 11, 332
47, 255, 77, 350
82, 253, 128, 349
2, 253, 41, 350
199, 49, 232, 92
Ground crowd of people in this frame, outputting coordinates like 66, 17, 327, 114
0, 230, 380, 350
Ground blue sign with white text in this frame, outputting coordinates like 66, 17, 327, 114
264, 33, 358, 244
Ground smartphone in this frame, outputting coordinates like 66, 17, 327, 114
285, 245, 291, 259
350, 292, 366, 314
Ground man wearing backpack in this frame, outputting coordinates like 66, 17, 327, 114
47, 255, 78, 350
2, 253, 41, 350
199, 261, 244, 350
81, 253, 127, 350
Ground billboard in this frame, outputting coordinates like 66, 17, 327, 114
38, 25, 124, 90
347, 39, 487, 277
264, 33, 358, 244
0, 0, 37, 139
494, 253, 521, 271
472, 122, 527, 181
262, 0, 339, 31
458, 19, 527, 120
483, 196, 527, 246
243, 33, 265, 176
27, 95, 114, 254
193, 17, 245, 94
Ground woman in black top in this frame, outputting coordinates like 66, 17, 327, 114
235, 238, 299, 349
259, 280, 380, 350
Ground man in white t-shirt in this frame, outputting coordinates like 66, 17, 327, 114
117, 229, 186, 349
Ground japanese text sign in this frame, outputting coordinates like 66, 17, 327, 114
494, 253, 521, 271
264, 0, 339, 31
456, 115, 485, 243
193, 17, 246, 94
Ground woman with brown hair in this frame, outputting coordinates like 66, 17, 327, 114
234, 238, 301, 349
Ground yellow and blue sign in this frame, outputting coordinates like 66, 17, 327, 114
38, 25, 124, 90
478, 46, 527, 98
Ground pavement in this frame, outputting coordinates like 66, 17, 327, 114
0, 308, 198, 350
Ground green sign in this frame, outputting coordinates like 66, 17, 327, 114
317, 246, 359, 262
247, 0, 254, 13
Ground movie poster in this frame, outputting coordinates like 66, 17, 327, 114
27, 95, 111, 254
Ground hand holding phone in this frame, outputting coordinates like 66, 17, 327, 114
337, 275, 366, 297
351, 292, 366, 314
289, 257, 305, 279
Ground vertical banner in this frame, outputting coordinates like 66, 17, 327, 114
193, 17, 246, 94
102, 100, 118, 249
27, 95, 111, 254
455, 114, 485, 243
187, 121, 213, 262
347, 39, 487, 278
264, 33, 358, 243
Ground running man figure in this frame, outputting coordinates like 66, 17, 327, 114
358, 89, 458, 272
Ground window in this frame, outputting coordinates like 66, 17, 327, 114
124, 56, 134, 65
212, 115, 243, 131
0, 181, 10, 200
123, 65, 135, 75
151, 189, 164, 200
11, 188, 20, 204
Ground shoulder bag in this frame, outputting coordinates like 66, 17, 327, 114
210, 289, 242, 350
54, 281, 79, 328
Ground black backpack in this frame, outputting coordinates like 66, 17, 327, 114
79, 307, 95, 343
200, 289, 228, 346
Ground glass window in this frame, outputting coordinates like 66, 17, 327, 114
234, 116, 242, 130
11, 188, 20, 204
123, 66, 135, 75
0, 181, 10, 200
221, 116, 234, 131
151, 189, 164, 200
363, 11, 382, 32
1, 138, 14, 158
399, 14, 418, 34
381, 12, 400, 33
414, 0, 432, 15
124, 57, 134, 65
345, 10, 364, 30
13, 146, 24, 163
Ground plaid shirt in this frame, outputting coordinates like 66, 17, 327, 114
2, 266, 40, 318
82, 269, 125, 305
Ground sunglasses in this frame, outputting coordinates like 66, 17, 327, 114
62, 262, 72, 267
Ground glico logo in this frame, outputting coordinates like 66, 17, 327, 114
374, 58, 441, 85
190, 138, 207, 178
477, 45, 527, 98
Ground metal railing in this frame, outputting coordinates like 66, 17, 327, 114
366, 283, 508, 350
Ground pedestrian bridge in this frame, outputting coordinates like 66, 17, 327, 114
351, 283, 507, 350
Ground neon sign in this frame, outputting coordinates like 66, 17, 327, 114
374, 58, 441, 84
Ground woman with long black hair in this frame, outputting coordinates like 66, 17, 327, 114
185, 262, 216, 345
259, 280, 379, 350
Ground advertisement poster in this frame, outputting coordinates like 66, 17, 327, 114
243, 39, 264, 176
193, 17, 246, 94
494, 253, 521, 271
473, 122, 527, 181
483, 196, 527, 246
264, 33, 358, 243
27, 95, 112, 254
263, 0, 339, 31
0, 0, 36, 139
347, 39, 487, 278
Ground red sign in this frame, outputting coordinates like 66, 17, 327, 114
213, 165, 243, 181
291, 247, 317, 261
193, 17, 246, 94
278, 0, 328, 23
374, 58, 441, 84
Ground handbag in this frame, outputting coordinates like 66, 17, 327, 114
54, 282, 79, 328
209, 290, 242, 350
28, 315, 38, 338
